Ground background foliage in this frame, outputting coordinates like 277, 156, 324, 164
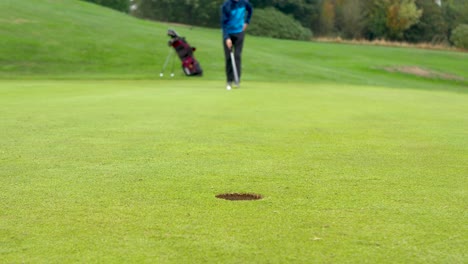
451, 24, 468, 49
85, 0, 468, 45
247, 7, 312, 40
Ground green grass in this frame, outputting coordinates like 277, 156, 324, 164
1, 80, 467, 263
1, 0, 467, 263
1, 0, 467, 90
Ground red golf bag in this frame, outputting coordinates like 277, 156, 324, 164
167, 29, 203, 76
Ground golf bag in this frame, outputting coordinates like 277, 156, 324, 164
167, 29, 203, 76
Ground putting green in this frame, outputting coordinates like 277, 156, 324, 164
1, 80, 466, 263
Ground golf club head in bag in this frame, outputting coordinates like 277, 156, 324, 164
167, 29, 179, 39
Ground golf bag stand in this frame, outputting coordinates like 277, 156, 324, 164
167, 29, 203, 76
160, 47, 176, 77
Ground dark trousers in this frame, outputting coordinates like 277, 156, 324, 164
223, 32, 245, 83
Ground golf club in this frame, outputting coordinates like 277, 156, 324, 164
230, 49, 239, 86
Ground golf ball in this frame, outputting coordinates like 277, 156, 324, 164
159, 73, 163, 77
170, 73, 174, 77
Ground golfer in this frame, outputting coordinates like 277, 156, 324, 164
221, 0, 253, 90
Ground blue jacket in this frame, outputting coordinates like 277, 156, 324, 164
221, 0, 253, 40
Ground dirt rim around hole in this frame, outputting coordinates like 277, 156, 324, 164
216, 193, 263, 201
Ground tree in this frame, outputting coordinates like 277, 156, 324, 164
451, 24, 468, 49
443, 0, 468, 41
362, 0, 388, 39
319, 0, 336, 35
405, 0, 448, 43
250, 0, 321, 34
248, 7, 312, 40
386, 0, 422, 40
132, 0, 222, 27
340, 0, 365, 38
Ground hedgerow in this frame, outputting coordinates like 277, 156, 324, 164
247, 8, 312, 41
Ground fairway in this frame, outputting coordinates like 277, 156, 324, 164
1, 80, 466, 262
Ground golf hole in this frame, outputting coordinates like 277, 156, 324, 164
216, 193, 263, 201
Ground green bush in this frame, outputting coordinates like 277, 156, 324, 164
248, 8, 312, 41
450, 24, 468, 49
